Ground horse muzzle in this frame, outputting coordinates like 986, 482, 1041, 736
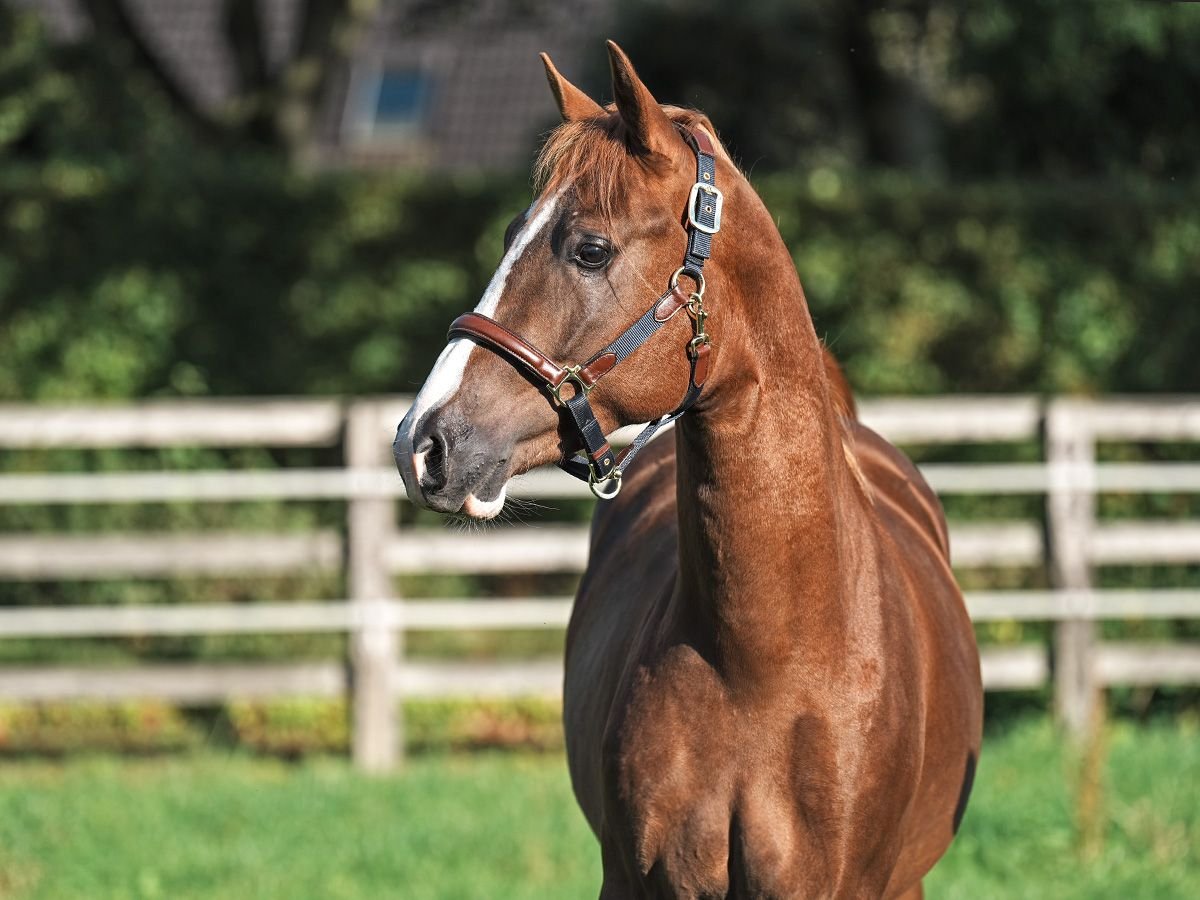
394, 406, 510, 518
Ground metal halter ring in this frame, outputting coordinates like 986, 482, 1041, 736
550, 365, 591, 407
588, 467, 622, 500
670, 266, 705, 299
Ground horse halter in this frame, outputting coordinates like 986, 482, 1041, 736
446, 125, 722, 500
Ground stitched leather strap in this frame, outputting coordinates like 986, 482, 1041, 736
448, 313, 566, 389
449, 281, 687, 396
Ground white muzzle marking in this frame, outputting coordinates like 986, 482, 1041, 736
394, 188, 564, 511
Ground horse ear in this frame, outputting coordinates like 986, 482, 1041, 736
541, 52, 604, 122
606, 40, 679, 159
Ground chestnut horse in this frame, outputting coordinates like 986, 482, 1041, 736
394, 42, 982, 899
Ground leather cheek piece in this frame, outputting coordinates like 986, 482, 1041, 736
690, 341, 711, 387
654, 285, 690, 322
691, 126, 716, 156
579, 352, 617, 387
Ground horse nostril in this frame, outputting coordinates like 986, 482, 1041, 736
420, 431, 449, 495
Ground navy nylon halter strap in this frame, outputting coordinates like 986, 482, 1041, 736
445, 123, 720, 499
682, 127, 720, 276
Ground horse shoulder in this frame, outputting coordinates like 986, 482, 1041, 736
565, 435, 680, 835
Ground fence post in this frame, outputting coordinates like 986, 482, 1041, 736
1045, 399, 1098, 738
346, 400, 399, 772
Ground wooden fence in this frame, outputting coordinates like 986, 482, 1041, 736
1, 395, 1198, 770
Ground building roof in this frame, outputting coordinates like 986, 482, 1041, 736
15, 0, 615, 171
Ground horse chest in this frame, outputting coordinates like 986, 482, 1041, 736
606, 648, 846, 897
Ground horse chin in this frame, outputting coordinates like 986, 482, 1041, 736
461, 484, 507, 520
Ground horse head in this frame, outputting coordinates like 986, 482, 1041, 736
394, 42, 730, 518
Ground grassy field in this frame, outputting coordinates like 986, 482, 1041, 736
0, 716, 1196, 899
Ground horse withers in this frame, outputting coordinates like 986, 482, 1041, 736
394, 41, 982, 900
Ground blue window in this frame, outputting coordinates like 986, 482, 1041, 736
372, 68, 431, 131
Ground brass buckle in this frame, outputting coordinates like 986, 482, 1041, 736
550, 365, 591, 407
684, 289, 710, 353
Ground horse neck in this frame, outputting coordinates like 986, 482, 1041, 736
672, 179, 868, 690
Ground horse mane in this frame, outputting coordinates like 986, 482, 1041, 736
822, 347, 858, 421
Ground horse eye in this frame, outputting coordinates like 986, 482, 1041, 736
575, 242, 611, 269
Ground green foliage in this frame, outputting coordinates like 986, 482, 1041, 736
0, 716, 1196, 898
0, 9, 524, 401
0, 698, 564, 757
0, 150, 523, 400
405, 697, 563, 752
3, 6, 1199, 403
951, 0, 1200, 178
228, 696, 568, 756
759, 172, 1200, 394
227, 698, 350, 756
0, 701, 198, 753
616, 0, 1200, 178
4, 154, 1198, 402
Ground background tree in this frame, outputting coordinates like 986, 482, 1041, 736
614, 0, 1200, 179
1, 0, 1197, 402
16, 0, 379, 158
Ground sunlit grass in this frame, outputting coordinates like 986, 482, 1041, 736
0, 716, 1195, 898
0, 752, 598, 900
927, 715, 1200, 899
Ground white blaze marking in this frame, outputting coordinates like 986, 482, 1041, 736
395, 188, 564, 503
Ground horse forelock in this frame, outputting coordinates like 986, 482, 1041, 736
534, 106, 722, 230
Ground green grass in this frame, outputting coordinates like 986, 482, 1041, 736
927, 716, 1200, 899
0, 716, 1196, 899
0, 753, 598, 899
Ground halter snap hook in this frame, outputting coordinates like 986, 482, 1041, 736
588, 468, 622, 500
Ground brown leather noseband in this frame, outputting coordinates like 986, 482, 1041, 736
446, 125, 721, 499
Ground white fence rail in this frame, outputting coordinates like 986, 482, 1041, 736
1, 395, 1199, 769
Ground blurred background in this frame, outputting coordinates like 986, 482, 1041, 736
0, 1, 1198, 897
